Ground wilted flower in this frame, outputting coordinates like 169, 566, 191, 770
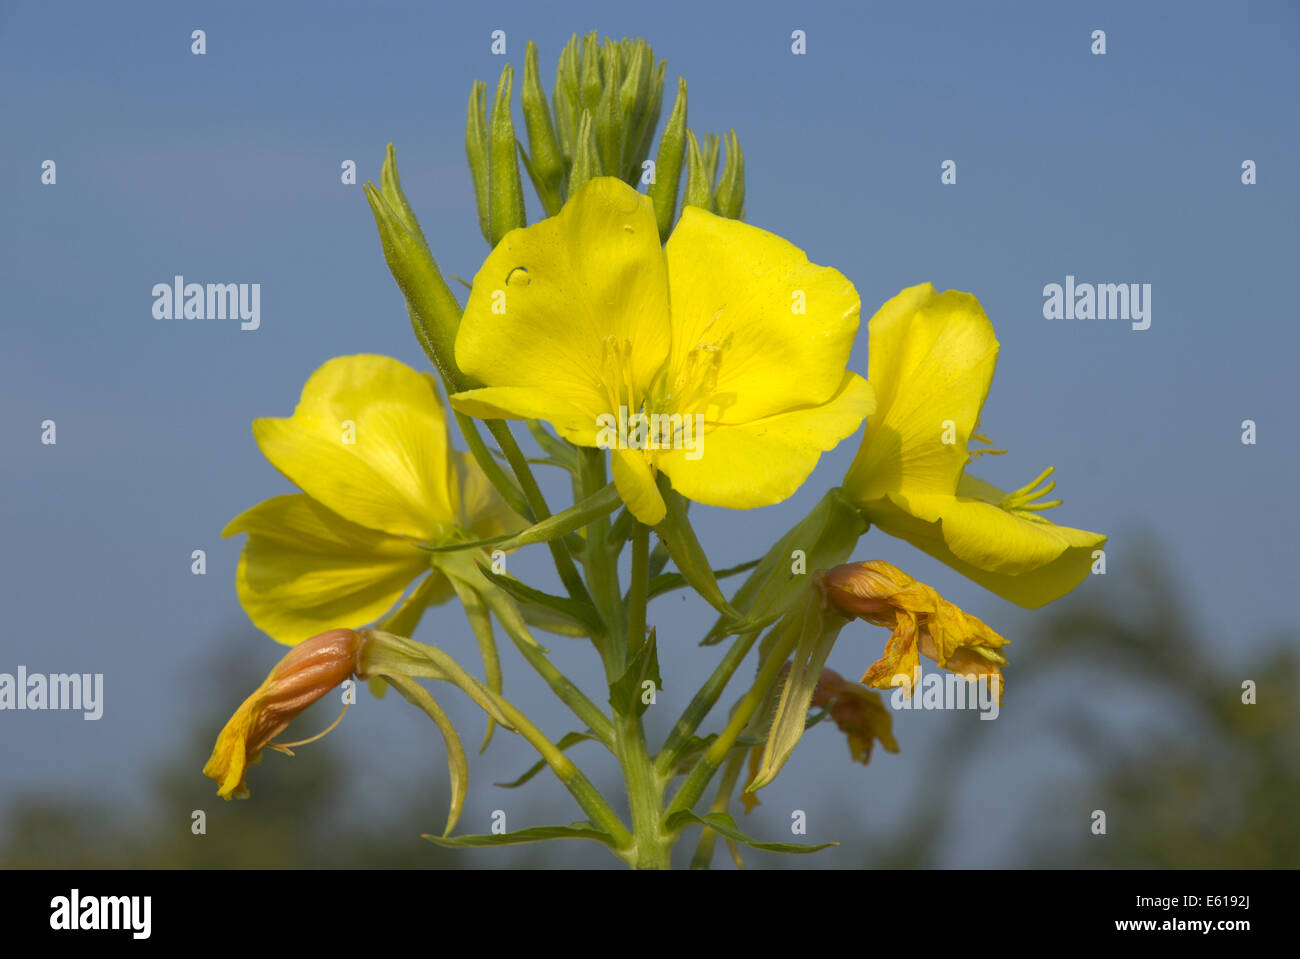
203, 628, 364, 799
822, 560, 1009, 700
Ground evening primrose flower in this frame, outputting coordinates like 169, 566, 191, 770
223, 354, 522, 645
204, 628, 363, 799
843, 283, 1105, 608
822, 560, 1009, 699
449, 176, 875, 525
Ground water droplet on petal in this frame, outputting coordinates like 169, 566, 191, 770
506, 267, 530, 287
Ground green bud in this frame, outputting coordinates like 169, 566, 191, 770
488, 63, 527, 246
522, 42, 564, 185
647, 77, 687, 241
579, 30, 602, 113
552, 34, 581, 168
521, 41, 565, 216
713, 130, 745, 220
465, 81, 490, 244
594, 40, 624, 176
365, 146, 467, 391
701, 132, 721, 187
618, 41, 647, 177
568, 109, 603, 196
682, 129, 714, 213
627, 61, 665, 183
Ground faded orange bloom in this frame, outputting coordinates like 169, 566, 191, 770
811, 668, 899, 765
821, 560, 1009, 700
203, 628, 364, 799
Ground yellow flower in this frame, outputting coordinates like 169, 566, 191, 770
822, 560, 1009, 699
449, 177, 875, 525
203, 628, 363, 799
223, 354, 522, 645
843, 283, 1105, 608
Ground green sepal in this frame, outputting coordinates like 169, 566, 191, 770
370, 672, 467, 837
608, 627, 661, 719
653, 476, 739, 620
664, 811, 838, 855
647, 77, 687, 241
702, 487, 866, 644
424, 820, 619, 849
552, 34, 581, 169
627, 60, 665, 182
495, 731, 600, 788
746, 590, 850, 792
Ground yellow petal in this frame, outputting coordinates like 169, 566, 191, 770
662, 206, 861, 424
450, 387, 601, 447
455, 177, 670, 420
611, 448, 666, 526
252, 354, 457, 540
223, 494, 435, 645
656, 372, 875, 510
453, 451, 528, 540
864, 489, 1105, 609
844, 283, 998, 502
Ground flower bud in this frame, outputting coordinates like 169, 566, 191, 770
465, 80, 491, 243
520, 41, 565, 216
714, 130, 745, 220
203, 628, 364, 800
647, 76, 687, 240
682, 129, 715, 213
488, 63, 527, 246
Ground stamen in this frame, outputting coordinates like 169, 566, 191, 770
266, 700, 351, 756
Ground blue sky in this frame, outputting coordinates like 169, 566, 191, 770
2, 0, 1297, 866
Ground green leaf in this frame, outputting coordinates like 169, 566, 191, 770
421, 480, 622, 554
664, 811, 837, 855
702, 487, 866, 644
495, 731, 600, 788
525, 419, 580, 473
424, 820, 619, 849
477, 565, 605, 636
645, 558, 760, 601
608, 627, 661, 718
653, 477, 739, 620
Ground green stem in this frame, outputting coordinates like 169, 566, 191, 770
626, 523, 649, 657
689, 748, 747, 869
578, 448, 623, 667
454, 410, 532, 520
656, 628, 761, 777
486, 683, 632, 850
665, 613, 802, 819
610, 519, 668, 868
486, 419, 592, 608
